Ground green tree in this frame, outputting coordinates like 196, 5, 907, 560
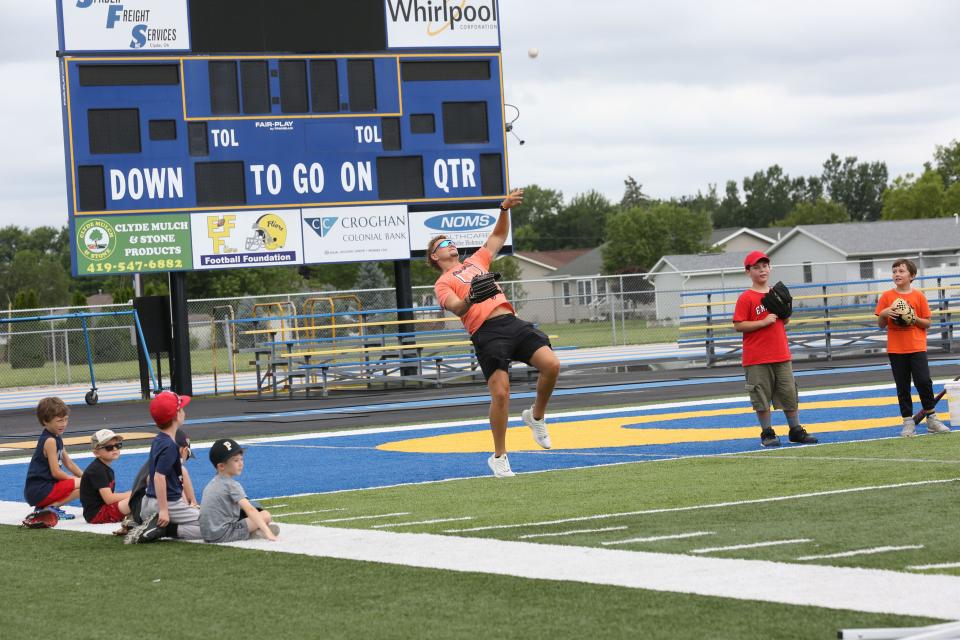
4, 249, 70, 308
186, 266, 305, 298
521, 190, 614, 251
777, 200, 850, 226
881, 170, 948, 220
602, 203, 712, 273
712, 180, 745, 228
676, 184, 720, 220
932, 139, 960, 187
10, 289, 43, 369
354, 261, 390, 290
821, 154, 888, 221
619, 175, 651, 210
742, 165, 796, 227
510, 184, 564, 249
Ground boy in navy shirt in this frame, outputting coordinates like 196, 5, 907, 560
125, 391, 201, 544
23, 397, 82, 519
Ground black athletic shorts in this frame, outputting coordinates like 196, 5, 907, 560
470, 314, 552, 380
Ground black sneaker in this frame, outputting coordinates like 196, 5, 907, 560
124, 513, 165, 545
788, 427, 818, 444
760, 429, 780, 447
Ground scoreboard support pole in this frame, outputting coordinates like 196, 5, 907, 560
393, 261, 418, 377
168, 272, 193, 396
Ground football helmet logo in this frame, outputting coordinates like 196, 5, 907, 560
245, 214, 287, 251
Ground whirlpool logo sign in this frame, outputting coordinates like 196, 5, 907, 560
385, 0, 500, 48
424, 213, 496, 232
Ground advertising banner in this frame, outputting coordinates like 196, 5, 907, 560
75, 215, 192, 275
407, 208, 511, 255
190, 210, 304, 270
60, 0, 190, 52
301, 205, 410, 263
385, 0, 500, 48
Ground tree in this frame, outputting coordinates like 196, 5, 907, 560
510, 184, 563, 232
353, 261, 390, 290
777, 200, 850, 226
602, 202, 712, 273
933, 139, 960, 188
3, 249, 70, 308
186, 266, 305, 298
712, 180, 745, 228
10, 289, 43, 369
620, 175, 651, 210
881, 170, 948, 220
821, 153, 888, 221
676, 184, 720, 220
742, 165, 796, 227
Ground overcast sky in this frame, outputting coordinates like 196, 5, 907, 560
1, 0, 959, 229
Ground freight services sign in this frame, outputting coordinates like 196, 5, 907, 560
385, 0, 500, 48
75, 215, 192, 274
59, 0, 190, 52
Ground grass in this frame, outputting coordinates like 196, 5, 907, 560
0, 526, 936, 639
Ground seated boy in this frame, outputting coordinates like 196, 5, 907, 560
80, 429, 132, 531
127, 429, 195, 526
23, 397, 82, 519
200, 438, 278, 543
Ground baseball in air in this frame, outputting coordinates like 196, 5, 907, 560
528, 48, 539, 58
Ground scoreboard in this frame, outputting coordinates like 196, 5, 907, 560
56, 0, 511, 276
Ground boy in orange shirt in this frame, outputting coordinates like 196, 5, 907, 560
875, 258, 949, 436
430, 189, 560, 477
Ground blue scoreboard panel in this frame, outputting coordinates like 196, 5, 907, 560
57, 0, 509, 276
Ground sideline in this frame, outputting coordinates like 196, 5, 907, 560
2, 499, 959, 620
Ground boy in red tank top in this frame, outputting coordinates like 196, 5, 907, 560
733, 251, 817, 447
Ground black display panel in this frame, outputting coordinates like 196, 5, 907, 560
401, 61, 491, 82
480, 153, 504, 195
410, 114, 436, 134
208, 61, 239, 114
79, 64, 180, 86
77, 165, 105, 211
195, 161, 246, 205
240, 60, 271, 114
309, 60, 340, 113
149, 120, 177, 141
442, 102, 488, 144
88, 109, 141, 154
347, 59, 377, 111
377, 156, 424, 199
187, 122, 209, 157
189, 0, 387, 53
279, 60, 309, 113
381, 118, 401, 151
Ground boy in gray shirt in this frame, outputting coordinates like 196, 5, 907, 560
200, 438, 279, 543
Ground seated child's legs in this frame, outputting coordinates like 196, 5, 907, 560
37, 478, 79, 508
165, 497, 202, 540
90, 502, 125, 524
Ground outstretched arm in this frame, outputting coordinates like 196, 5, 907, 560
482, 189, 523, 257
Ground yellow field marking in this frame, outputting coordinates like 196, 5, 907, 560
3, 432, 156, 450
377, 397, 944, 453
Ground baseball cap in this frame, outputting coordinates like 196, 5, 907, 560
149, 390, 191, 426
175, 429, 194, 459
744, 250, 770, 268
209, 438, 244, 466
91, 428, 123, 448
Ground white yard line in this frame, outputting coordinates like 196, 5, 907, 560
273, 508, 346, 518
798, 545, 924, 561
602, 531, 714, 546
908, 562, 960, 571
520, 526, 628, 540
741, 455, 960, 465
263, 503, 288, 509
313, 512, 411, 523
3, 499, 959, 620
443, 478, 960, 533
691, 539, 812, 554
373, 517, 474, 529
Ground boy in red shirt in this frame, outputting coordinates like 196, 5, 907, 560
875, 258, 949, 436
733, 251, 817, 447
430, 189, 560, 477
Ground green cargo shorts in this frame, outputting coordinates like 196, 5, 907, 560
744, 360, 799, 412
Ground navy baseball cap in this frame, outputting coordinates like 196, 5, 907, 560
209, 438, 244, 466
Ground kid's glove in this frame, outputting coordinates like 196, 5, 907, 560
468, 272, 502, 304
891, 298, 916, 326
761, 281, 793, 319
21, 508, 59, 529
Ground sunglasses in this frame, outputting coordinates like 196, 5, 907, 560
432, 239, 456, 252
100, 442, 123, 452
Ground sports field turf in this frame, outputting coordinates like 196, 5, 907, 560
2, 433, 957, 638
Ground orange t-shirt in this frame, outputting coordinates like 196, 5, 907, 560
875, 288, 930, 354
434, 247, 514, 335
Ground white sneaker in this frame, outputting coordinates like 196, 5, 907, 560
926, 414, 950, 434
901, 417, 916, 437
487, 454, 515, 477
522, 406, 551, 449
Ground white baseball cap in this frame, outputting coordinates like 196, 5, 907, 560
91, 428, 123, 448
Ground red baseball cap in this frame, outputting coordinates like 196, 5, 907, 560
149, 390, 191, 426
744, 251, 770, 268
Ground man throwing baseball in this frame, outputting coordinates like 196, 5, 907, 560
429, 189, 560, 477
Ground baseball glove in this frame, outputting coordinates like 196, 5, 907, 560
891, 297, 916, 326
761, 281, 793, 319
468, 272, 502, 304
21, 508, 59, 529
